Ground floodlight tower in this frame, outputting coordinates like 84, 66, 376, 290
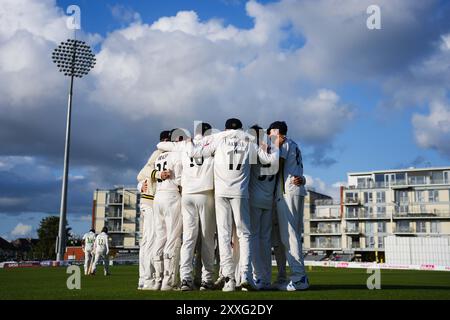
51, 39, 96, 262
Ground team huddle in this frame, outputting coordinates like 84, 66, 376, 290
100, 118, 308, 291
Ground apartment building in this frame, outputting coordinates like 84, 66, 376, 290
304, 167, 450, 261
92, 187, 140, 251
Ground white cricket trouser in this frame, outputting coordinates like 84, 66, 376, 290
276, 194, 306, 282
92, 251, 109, 275
138, 203, 155, 287
250, 205, 273, 284
179, 191, 216, 282
153, 191, 182, 260
84, 249, 94, 273
215, 196, 252, 280
272, 208, 287, 282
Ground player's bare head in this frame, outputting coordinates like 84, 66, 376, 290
170, 128, 190, 142
195, 122, 212, 137
90, 228, 95, 233
225, 118, 242, 130
268, 121, 287, 137
160, 130, 171, 142
101, 226, 108, 234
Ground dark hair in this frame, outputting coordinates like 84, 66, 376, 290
225, 118, 242, 130
90, 228, 95, 233
268, 121, 288, 135
160, 130, 171, 142
102, 226, 108, 233
195, 122, 212, 136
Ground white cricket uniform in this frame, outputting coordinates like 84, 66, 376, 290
249, 161, 277, 285
138, 198, 156, 288
152, 151, 183, 286
157, 136, 215, 283
92, 232, 110, 275
136, 150, 160, 288
82, 231, 96, 274
190, 130, 279, 281
275, 138, 307, 282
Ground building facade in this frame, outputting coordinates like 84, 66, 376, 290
304, 167, 450, 261
92, 187, 140, 251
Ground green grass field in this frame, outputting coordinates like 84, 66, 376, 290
1, 265, 449, 300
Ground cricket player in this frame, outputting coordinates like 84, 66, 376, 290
82, 228, 96, 275
248, 125, 278, 290
92, 227, 110, 276
136, 130, 171, 290
156, 123, 216, 291
268, 121, 309, 291
248, 125, 306, 290
189, 118, 280, 292
152, 130, 183, 291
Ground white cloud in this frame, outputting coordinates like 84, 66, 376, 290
305, 174, 342, 201
413, 100, 450, 157
0, 197, 26, 207
11, 222, 32, 237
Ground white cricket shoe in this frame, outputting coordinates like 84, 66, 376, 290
214, 275, 225, 290
285, 276, 310, 291
149, 280, 162, 291
181, 279, 194, 291
161, 276, 174, 291
222, 277, 236, 292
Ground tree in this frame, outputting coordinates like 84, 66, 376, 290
34, 216, 70, 260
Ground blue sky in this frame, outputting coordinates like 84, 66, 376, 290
0, 0, 449, 239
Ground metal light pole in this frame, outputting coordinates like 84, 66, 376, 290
52, 39, 96, 261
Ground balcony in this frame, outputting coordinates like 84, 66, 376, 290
345, 198, 360, 206
393, 205, 450, 219
310, 214, 341, 221
393, 227, 415, 234
311, 243, 342, 249
351, 176, 449, 189
315, 199, 341, 206
310, 227, 341, 235
344, 228, 362, 234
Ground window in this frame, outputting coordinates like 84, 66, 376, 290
428, 190, 439, 202
365, 236, 375, 248
431, 171, 443, 184
364, 192, 373, 204
395, 173, 406, 185
415, 190, 425, 203
398, 204, 408, 214
346, 222, 359, 232
365, 222, 376, 234
346, 207, 358, 218
377, 237, 384, 248
398, 191, 408, 203
396, 221, 410, 232
444, 171, 449, 184
416, 221, 426, 233
431, 221, 440, 233
409, 175, 427, 185
376, 206, 386, 217
357, 177, 371, 188
376, 191, 385, 203
377, 222, 386, 233
375, 174, 384, 187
